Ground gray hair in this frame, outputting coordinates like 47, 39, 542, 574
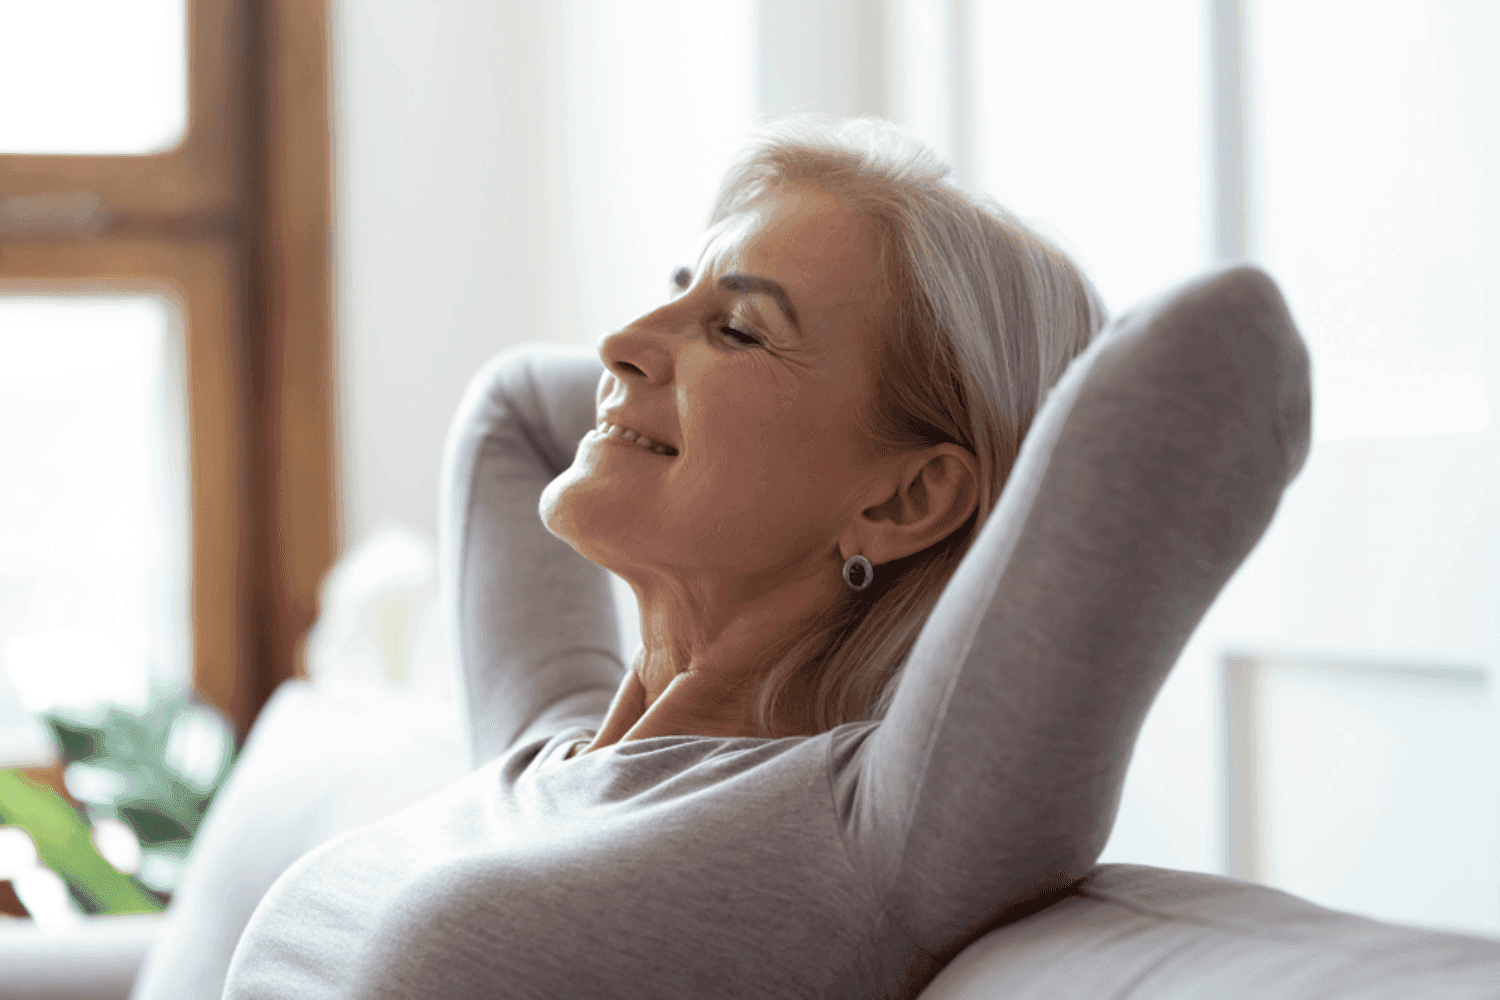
709, 116, 1107, 734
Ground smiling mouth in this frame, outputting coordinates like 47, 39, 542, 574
596, 422, 678, 456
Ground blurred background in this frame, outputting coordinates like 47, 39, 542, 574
1, 0, 1497, 939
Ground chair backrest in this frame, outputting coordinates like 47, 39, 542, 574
918, 863, 1500, 999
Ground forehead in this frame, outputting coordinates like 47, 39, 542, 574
695, 186, 890, 326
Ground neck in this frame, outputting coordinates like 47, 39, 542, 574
579, 565, 838, 753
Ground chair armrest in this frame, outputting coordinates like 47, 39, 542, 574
0, 913, 164, 1000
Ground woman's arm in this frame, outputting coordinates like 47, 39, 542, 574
837, 265, 1313, 952
438, 342, 625, 768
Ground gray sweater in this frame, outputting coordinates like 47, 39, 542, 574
221, 266, 1309, 999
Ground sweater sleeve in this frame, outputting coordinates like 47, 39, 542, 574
439, 341, 625, 769
831, 265, 1314, 956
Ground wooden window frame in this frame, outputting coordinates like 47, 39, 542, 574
0, 2, 239, 222
0, 0, 336, 740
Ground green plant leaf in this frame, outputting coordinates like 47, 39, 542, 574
119, 803, 192, 845
33, 687, 240, 895
43, 717, 98, 762
0, 771, 164, 915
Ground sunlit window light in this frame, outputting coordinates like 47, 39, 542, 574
5, 631, 152, 716
62, 762, 133, 808
0, 294, 191, 714
0, 0, 188, 154
0, 825, 39, 880
92, 817, 144, 876
138, 851, 185, 894
165, 708, 232, 793
1249, 0, 1492, 440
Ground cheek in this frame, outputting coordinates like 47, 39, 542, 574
684, 402, 862, 515
686, 372, 801, 471
677, 354, 870, 503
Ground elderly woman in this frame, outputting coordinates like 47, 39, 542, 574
222, 118, 1305, 999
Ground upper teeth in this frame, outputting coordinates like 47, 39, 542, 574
598, 422, 676, 455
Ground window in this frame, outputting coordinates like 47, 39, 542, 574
0, 0, 336, 741
955, 0, 1493, 442
970, 0, 1211, 315
0, 293, 191, 718
908, 0, 1500, 936
0, 0, 189, 155
1248, 0, 1492, 439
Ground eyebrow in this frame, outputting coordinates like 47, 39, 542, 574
718, 272, 801, 333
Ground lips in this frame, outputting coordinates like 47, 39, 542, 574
595, 420, 678, 456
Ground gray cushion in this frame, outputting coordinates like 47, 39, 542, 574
919, 864, 1500, 999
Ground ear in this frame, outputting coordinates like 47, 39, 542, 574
839, 444, 980, 567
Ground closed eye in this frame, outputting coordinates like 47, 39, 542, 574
720, 325, 761, 347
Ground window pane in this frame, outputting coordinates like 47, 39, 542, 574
0, 0, 188, 154
1249, 0, 1494, 439
970, 0, 1211, 315
1260, 659, 1500, 938
0, 296, 191, 715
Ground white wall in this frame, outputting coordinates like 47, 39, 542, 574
332, 0, 754, 551
333, 0, 548, 548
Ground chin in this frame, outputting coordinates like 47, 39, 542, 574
539, 465, 627, 569
539, 468, 583, 546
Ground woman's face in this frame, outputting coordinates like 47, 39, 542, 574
541, 184, 894, 604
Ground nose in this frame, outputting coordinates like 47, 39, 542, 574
596, 303, 678, 386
